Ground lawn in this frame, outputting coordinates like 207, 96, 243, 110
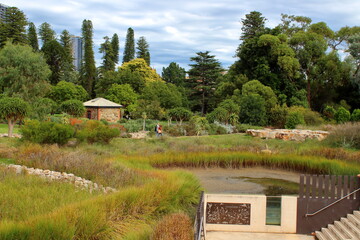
0, 123, 20, 134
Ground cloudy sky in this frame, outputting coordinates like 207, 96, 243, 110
3, 0, 360, 73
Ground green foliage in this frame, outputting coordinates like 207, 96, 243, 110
77, 120, 120, 144
269, 104, 288, 128
0, 42, 51, 102
239, 94, 267, 126
133, 100, 165, 120
99, 36, 115, 72
240, 11, 266, 40
285, 111, 305, 129
123, 28, 135, 63
0, 97, 29, 136
241, 80, 277, 112
206, 107, 227, 124
60, 99, 86, 117
325, 123, 360, 149
136, 36, 150, 66
49, 81, 89, 103
168, 107, 193, 124
207, 123, 228, 135
323, 105, 336, 120
29, 98, 58, 121
120, 119, 160, 133
289, 89, 308, 108
38, 22, 56, 45
188, 116, 210, 136
20, 120, 74, 145
141, 81, 183, 109
80, 20, 96, 96
106, 84, 138, 112
27, 22, 39, 51
162, 62, 186, 86
351, 109, 360, 122
0, 7, 27, 47
119, 58, 162, 83
335, 106, 351, 123
111, 33, 119, 65
303, 110, 324, 126
235, 124, 262, 133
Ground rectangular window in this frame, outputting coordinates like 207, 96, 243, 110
266, 196, 281, 225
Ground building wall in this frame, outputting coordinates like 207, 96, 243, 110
204, 194, 297, 234
71, 36, 83, 72
0, 3, 9, 21
99, 108, 120, 122
85, 108, 98, 120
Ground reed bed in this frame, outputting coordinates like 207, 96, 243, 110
149, 151, 360, 175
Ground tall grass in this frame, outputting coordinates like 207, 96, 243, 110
152, 213, 193, 240
325, 122, 360, 149
149, 151, 360, 175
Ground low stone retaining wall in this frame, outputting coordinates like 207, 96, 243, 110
246, 129, 329, 141
5, 164, 117, 194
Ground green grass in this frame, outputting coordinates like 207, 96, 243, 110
0, 124, 20, 134
0, 158, 15, 164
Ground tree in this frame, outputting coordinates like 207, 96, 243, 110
136, 36, 150, 65
60, 30, 73, 66
0, 7, 27, 47
99, 36, 115, 71
123, 27, 135, 63
29, 98, 58, 121
162, 62, 186, 86
334, 107, 350, 123
278, 14, 312, 37
60, 99, 86, 117
42, 40, 66, 85
0, 42, 51, 102
38, 22, 56, 46
80, 20, 96, 96
187, 51, 223, 115
141, 81, 183, 109
48, 80, 88, 103
239, 94, 267, 126
241, 80, 277, 112
168, 107, 192, 125
106, 84, 138, 112
111, 33, 119, 66
0, 97, 29, 137
240, 11, 267, 41
27, 22, 39, 51
119, 58, 162, 83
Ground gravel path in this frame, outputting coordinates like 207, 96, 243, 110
184, 167, 301, 194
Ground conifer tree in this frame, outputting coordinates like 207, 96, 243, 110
60, 30, 73, 64
123, 28, 135, 63
136, 36, 150, 66
111, 33, 119, 65
0, 7, 27, 47
99, 36, 115, 71
80, 19, 96, 96
38, 22, 55, 46
27, 22, 39, 51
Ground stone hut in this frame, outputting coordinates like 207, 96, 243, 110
83, 98, 122, 123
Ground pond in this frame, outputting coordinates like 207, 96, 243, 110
184, 167, 300, 196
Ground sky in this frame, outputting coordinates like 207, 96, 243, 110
3, 0, 360, 74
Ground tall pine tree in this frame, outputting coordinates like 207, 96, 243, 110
80, 20, 96, 96
99, 36, 115, 71
136, 36, 150, 66
38, 22, 55, 46
187, 51, 223, 115
162, 62, 186, 86
27, 22, 39, 51
123, 27, 135, 63
0, 7, 27, 47
111, 33, 119, 66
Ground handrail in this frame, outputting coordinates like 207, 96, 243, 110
197, 216, 204, 240
305, 187, 360, 217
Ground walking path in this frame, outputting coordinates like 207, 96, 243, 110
206, 231, 314, 240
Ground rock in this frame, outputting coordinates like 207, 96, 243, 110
247, 129, 329, 142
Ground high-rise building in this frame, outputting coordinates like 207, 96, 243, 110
0, 3, 9, 21
71, 36, 83, 72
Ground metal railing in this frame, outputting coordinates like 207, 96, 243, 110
305, 187, 360, 217
194, 191, 205, 240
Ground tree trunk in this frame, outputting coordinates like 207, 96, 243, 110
201, 91, 205, 116
8, 119, 14, 138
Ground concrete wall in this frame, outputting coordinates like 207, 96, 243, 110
205, 194, 297, 233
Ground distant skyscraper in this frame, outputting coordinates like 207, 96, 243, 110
71, 36, 83, 72
0, 3, 9, 21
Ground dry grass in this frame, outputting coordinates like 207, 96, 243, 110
325, 122, 360, 149
303, 147, 360, 163
152, 213, 193, 240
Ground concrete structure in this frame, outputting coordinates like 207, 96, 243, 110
0, 3, 9, 21
71, 36, 83, 71
83, 98, 122, 123
204, 194, 298, 237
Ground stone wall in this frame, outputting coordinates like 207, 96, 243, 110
4, 164, 116, 194
246, 129, 329, 141
99, 108, 120, 122
85, 108, 98, 120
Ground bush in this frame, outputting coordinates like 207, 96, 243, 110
269, 105, 288, 128
239, 94, 267, 126
152, 213, 193, 240
285, 112, 305, 129
20, 120, 74, 145
323, 105, 336, 120
163, 125, 185, 137
235, 124, 263, 133
325, 122, 360, 149
120, 119, 159, 132
76, 120, 120, 144
59, 99, 85, 117
334, 107, 350, 124
207, 123, 228, 135
351, 109, 360, 122
303, 110, 324, 126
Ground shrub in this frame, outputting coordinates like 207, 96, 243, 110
334, 107, 350, 124
285, 112, 305, 129
20, 120, 74, 145
269, 105, 288, 128
351, 109, 360, 122
235, 124, 262, 133
152, 213, 193, 240
163, 125, 185, 137
239, 94, 267, 126
323, 105, 336, 120
60, 99, 86, 117
76, 120, 120, 144
325, 122, 360, 149
207, 123, 228, 135
303, 110, 324, 126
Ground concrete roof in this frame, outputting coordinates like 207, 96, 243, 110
83, 98, 122, 108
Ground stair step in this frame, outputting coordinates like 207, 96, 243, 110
334, 221, 357, 239
341, 218, 360, 238
316, 231, 327, 240
322, 227, 338, 240
328, 224, 349, 240
348, 214, 360, 227
353, 211, 360, 220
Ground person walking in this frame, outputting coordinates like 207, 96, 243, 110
155, 123, 160, 137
